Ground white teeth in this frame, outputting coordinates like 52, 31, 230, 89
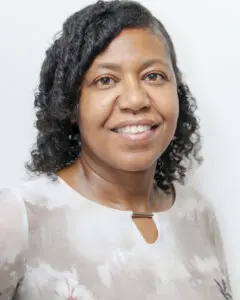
115, 125, 152, 134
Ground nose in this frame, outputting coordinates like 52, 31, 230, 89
117, 78, 150, 112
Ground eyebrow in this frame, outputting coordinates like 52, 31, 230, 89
141, 58, 171, 70
94, 58, 171, 72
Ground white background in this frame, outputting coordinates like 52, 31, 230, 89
0, 0, 239, 298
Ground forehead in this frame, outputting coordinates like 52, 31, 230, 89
90, 28, 172, 69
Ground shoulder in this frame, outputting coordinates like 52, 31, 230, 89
0, 188, 28, 256
173, 182, 228, 269
18, 175, 78, 210
172, 182, 224, 252
173, 182, 217, 222
0, 188, 28, 296
0, 175, 70, 297
174, 182, 233, 291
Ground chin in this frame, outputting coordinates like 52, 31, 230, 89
115, 156, 158, 173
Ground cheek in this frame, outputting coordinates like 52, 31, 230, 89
154, 90, 179, 122
79, 93, 114, 129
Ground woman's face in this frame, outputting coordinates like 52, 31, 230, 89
79, 28, 179, 172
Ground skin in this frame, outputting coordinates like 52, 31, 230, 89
58, 28, 179, 218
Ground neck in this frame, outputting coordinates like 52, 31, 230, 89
68, 153, 157, 212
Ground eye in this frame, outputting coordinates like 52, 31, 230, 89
95, 76, 116, 88
143, 72, 167, 83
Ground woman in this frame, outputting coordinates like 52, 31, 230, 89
0, 0, 233, 299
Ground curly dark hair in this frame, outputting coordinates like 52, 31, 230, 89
26, 0, 202, 193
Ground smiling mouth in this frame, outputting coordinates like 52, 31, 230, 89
111, 124, 158, 134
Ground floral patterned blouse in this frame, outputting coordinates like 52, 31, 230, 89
0, 175, 233, 299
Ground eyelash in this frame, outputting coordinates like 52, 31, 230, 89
94, 76, 116, 88
94, 72, 168, 88
143, 72, 168, 82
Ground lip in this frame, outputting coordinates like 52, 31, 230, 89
110, 124, 160, 142
110, 119, 159, 131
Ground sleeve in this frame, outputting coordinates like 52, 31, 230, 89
205, 199, 233, 299
0, 189, 28, 300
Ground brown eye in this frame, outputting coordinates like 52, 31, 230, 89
144, 72, 166, 83
95, 76, 116, 88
